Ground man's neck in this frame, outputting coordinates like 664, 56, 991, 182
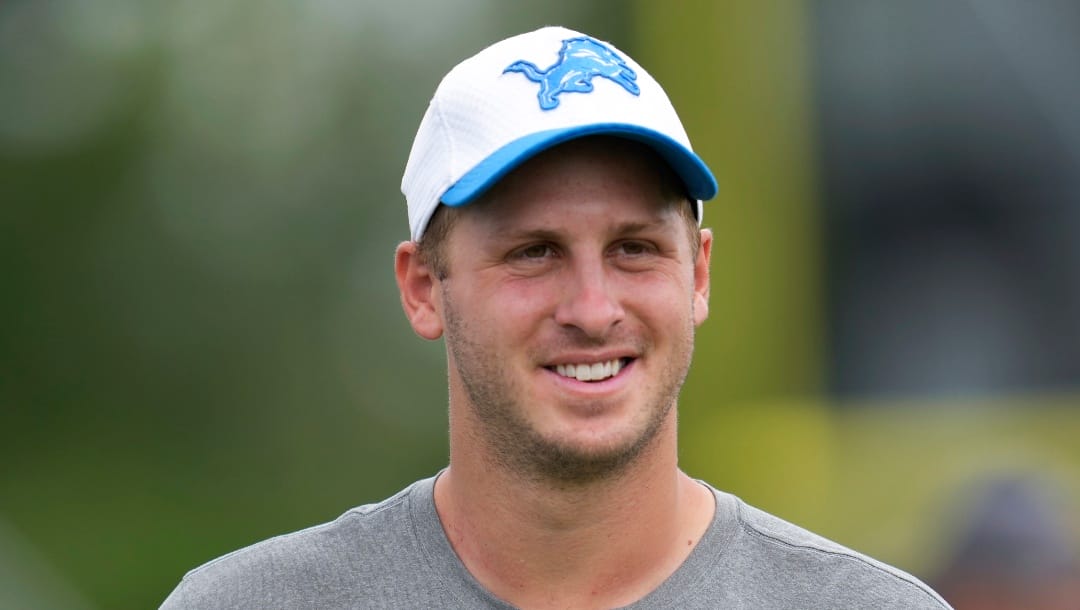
434, 420, 715, 609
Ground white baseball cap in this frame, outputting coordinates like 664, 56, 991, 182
400, 26, 718, 241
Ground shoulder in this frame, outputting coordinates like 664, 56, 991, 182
160, 479, 430, 610
711, 489, 951, 609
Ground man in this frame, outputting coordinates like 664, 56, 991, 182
162, 27, 950, 609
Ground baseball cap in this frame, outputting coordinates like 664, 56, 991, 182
400, 26, 718, 241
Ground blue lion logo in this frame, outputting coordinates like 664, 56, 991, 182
504, 37, 640, 110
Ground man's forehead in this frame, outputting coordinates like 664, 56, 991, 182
478, 211, 680, 241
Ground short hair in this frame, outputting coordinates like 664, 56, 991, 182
417, 204, 460, 280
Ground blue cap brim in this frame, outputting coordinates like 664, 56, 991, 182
440, 124, 718, 210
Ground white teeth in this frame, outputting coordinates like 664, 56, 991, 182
554, 359, 624, 382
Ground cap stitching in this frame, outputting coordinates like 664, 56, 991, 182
426, 92, 455, 239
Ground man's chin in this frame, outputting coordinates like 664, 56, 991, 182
514, 428, 658, 485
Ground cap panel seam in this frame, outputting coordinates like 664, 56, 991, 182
431, 93, 455, 208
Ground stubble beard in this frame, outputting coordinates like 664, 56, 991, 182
441, 285, 695, 487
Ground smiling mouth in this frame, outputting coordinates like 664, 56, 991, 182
549, 358, 632, 382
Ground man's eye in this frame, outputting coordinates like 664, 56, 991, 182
519, 244, 552, 259
618, 241, 650, 255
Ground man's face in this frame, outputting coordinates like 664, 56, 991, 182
434, 137, 712, 483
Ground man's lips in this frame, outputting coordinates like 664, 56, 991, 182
546, 357, 634, 382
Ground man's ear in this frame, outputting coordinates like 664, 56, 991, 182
395, 241, 444, 340
693, 228, 712, 327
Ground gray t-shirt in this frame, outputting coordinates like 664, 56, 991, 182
161, 474, 950, 609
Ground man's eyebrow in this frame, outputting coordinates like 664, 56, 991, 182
611, 219, 671, 235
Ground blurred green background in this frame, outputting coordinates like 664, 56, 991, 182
3, 1, 1079, 608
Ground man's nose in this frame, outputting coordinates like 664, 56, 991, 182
553, 258, 625, 339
